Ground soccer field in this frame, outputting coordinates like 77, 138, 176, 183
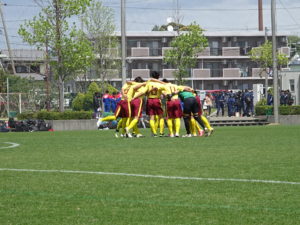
0, 126, 300, 225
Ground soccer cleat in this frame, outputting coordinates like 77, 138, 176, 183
193, 134, 198, 137
96, 118, 103, 127
182, 134, 192, 138
125, 127, 133, 138
114, 132, 119, 138
169, 134, 175, 138
153, 134, 158, 137
159, 133, 165, 137
175, 133, 180, 138
136, 134, 144, 138
206, 128, 214, 137
199, 130, 205, 137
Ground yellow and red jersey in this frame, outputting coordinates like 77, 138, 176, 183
164, 83, 185, 100
127, 83, 147, 102
146, 81, 167, 99
121, 81, 136, 100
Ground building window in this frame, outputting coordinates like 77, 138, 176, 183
30, 65, 40, 73
289, 79, 295, 92
66, 85, 71, 93
15, 65, 28, 73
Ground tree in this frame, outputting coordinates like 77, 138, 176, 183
82, 0, 120, 94
288, 35, 300, 56
163, 23, 208, 84
71, 81, 117, 111
18, 0, 94, 112
249, 41, 289, 76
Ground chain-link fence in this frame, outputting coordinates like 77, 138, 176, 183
0, 92, 49, 117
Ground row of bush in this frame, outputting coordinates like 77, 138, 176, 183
17, 111, 93, 120
255, 105, 300, 115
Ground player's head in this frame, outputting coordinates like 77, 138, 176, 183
162, 78, 169, 83
151, 71, 160, 79
134, 76, 144, 83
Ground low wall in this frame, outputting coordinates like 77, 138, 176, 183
47, 119, 98, 131
267, 115, 300, 125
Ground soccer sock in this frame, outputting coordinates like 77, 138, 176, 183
195, 121, 202, 133
121, 118, 128, 134
154, 115, 159, 132
116, 119, 122, 131
150, 119, 157, 135
174, 118, 181, 135
167, 118, 174, 135
101, 115, 116, 122
201, 115, 212, 130
127, 119, 138, 131
159, 118, 165, 135
133, 123, 140, 134
126, 117, 132, 127
194, 115, 205, 130
190, 118, 196, 135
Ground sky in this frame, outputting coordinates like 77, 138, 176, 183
1, 0, 300, 49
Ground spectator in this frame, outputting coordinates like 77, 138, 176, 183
103, 90, 112, 112
216, 91, 225, 117
286, 90, 294, 106
203, 93, 213, 117
93, 92, 101, 118
227, 91, 236, 117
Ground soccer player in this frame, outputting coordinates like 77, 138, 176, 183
98, 80, 134, 137
191, 91, 214, 137
178, 89, 207, 137
162, 79, 185, 137
125, 77, 147, 138
145, 71, 167, 137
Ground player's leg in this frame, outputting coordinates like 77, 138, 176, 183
167, 118, 174, 137
174, 118, 181, 137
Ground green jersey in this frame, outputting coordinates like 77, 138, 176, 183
178, 91, 195, 100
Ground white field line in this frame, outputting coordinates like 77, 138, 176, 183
0, 168, 299, 185
0, 142, 20, 149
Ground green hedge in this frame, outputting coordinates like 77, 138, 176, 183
17, 111, 93, 120
255, 105, 300, 115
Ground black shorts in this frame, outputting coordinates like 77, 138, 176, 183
183, 97, 200, 115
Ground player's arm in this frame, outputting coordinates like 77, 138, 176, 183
147, 78, 166, 85
133, 82, 147, 91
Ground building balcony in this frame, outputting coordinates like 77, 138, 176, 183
222, 47, 240, 56
192, 69, 210, 78
252, 68, 268, 78
196, 47, 210, 56
163, 69, 178, 78
131, 47, 149, 57
131, 69, 150, 79
279, 47, 290, 57
223, 68, 241, 77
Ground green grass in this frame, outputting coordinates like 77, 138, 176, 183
0, 126, 300, 225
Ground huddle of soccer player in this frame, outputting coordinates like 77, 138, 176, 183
99, 71, 214, 138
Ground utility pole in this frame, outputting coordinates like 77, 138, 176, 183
258, 0, 263, 31
45, 39, 51, 111
0, 2, 16, 74
271, 0, 279, 124
121, 0, 126, 85
264, 27, 268, 102
54, 0, 64, 112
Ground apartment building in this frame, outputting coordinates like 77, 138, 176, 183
0, 49, 46, 81
105, 31, 290, 91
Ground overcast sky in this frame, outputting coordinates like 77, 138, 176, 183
1, 0, 300, 49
